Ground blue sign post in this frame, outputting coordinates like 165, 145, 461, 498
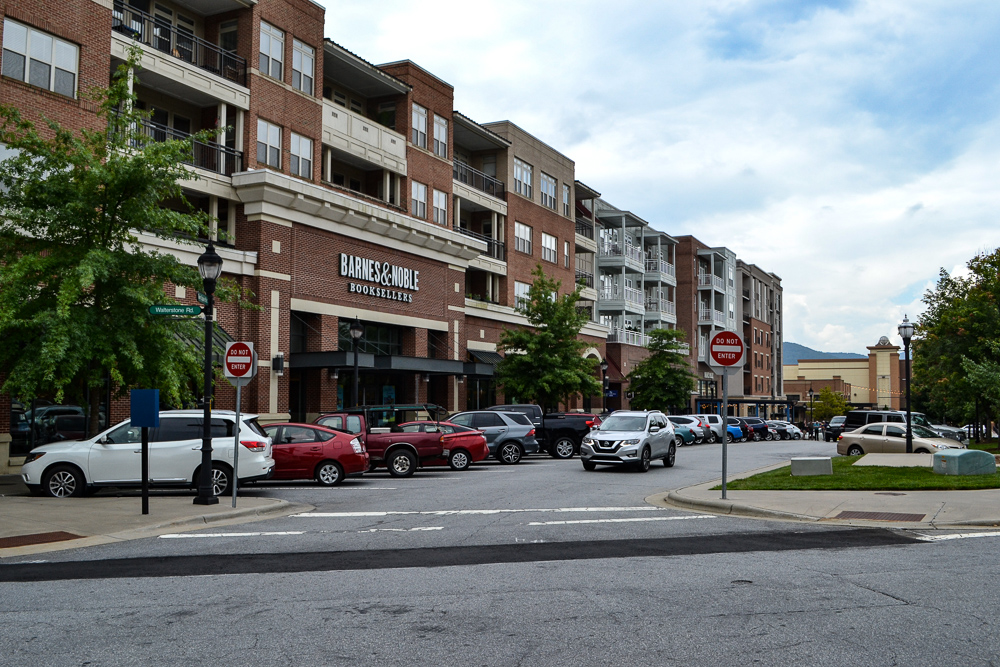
130, 389, 159, 515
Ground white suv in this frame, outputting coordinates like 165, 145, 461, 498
21, 410, 274, 498
580, 411, 676, 472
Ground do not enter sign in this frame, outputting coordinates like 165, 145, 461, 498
709, 330, 745, 370
224, 342, 256, 379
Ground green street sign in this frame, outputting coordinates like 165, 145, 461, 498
149, 304, 203, 316
196, 291, 208, 305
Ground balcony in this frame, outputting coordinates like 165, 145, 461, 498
453, 162, 505, 200
698, 273, 725, 290
624, 286, 643, 307
599, 242, 644, 271
133, 118, 242, 176
454, 226, 505, 262
608, 328, 649, 347
645, 299, 676, 316
699, 308, 725, 326
645, 257, 675, 279
575, 220, 594, 239
323, 100, 407, 175
575, 270, 594, 288
112, 2, 247, 86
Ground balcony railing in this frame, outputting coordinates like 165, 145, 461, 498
645, 299, 675, 316
599, 241, 644, 264
698, 272, 725, 290
575, 270, 594, 288
132, 118, 242, 176
608, 328, 649, 347
112, 2, 247, 86
645, 257, 675, 278
624, 286, 643, 307
453, 162, 506, 200
699, 308, 725, 326
454, 226, 505, 262
575, 220, 594, 239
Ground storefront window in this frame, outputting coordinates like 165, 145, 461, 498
339, 321, 403, 356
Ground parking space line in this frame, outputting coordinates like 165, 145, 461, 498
914, 531, 1000, 542
159, 531, 305, 539
528, 515, 715, 526
293, 506, 669, 518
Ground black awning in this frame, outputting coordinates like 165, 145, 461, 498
289, 350, 375, 369
469, 350, 503, 365
374, 355, 465, 375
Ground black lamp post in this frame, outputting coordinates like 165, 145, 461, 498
194, 243, 223, 506
899, 314, 914, 453
350, 317, 364, 408
600, 359, 609, 405
808, 387, 814, 439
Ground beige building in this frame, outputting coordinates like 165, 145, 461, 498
783, 336, 902, 412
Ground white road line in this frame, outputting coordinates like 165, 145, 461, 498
159, 531, 305, 539
357, 527, 444, 533
293, 506, 669, 518
915, 531, 1000, 542
529, 515, 715, 526
247, 487, 398, 490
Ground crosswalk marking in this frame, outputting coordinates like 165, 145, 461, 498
529, 515, 715, 526
915, 531, 1000, 542
160, 531, 305, 538
293, 506, 670, 518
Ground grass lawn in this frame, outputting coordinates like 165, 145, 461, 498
713, 455, 1000, 491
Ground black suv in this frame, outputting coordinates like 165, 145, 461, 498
739, 417, 771, 441
825, 415, 847, 441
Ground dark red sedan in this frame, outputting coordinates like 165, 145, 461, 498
396, 421, 489, 470
262, 423, 369, 485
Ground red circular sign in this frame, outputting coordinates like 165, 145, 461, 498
709, 330, 745, 367
225, 342, 253, 377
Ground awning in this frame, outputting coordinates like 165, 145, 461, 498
289, 350, 375, 370
177, 322, 235, 365
469, 350, 503, 365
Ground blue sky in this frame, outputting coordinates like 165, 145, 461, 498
320, 0, 1000, 355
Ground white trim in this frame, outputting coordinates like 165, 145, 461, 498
290, 297, 449, 332
134, 232, 257, 275
467, 340, 497, 352
254, 269, 291, 281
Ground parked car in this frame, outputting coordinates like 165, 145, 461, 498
727, 417, 751, 442
314, 405, 450, 477
449, 410, 539, 464
767, 421, 802, 440
393, 421, 489, 470
486, 405, 600, 458
579, 410, 676, 472
824, 415, 847, 442
672, 423, 698, 446
44, 414, 87, 442
740, 417, 771, 441
668, 415, 710, 444
843, 410, 966, 443
695, 414, 725, 443
837, 423, 966, 456
21, 410, 274, 498
263, 423, 368, 485
725, 423, 745, 443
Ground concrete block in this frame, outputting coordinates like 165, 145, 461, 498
933, 449, 997, 476
791, 457, 833, 476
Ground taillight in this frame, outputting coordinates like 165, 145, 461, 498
527, 429, 536, 437
351, 438, 363, 454
585, 420, 594, 428
241, 440, 265, 452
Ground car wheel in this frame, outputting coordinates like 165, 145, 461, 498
449, 449, 471, 471
636, 446, 651, 473
386, 449, 417, 477
42, 465, 85, 498
740, 436, 748, 443
846, 445, 864, 457
675, 435, 684, 448
915, 449, 930, 454
764, 432, 773, 441
315, 460, 344, 486
793, 433, 801, 440
582, 459, 596, 471
707, 432, 718, 444
498, 442, 523, 464
664, 442, 676, 468
551, 437, 576, 459
210, 463, 232, 496
752, 432, 761, 442
726, 432, 734, 444
694, 437, 704, 445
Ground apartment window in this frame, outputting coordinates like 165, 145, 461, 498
411, 181, 427, 219
292, 39, 314, 95
2, 20, 78, 98
514, 158, 532, 198
219, 20, 238, 53
562, 183, 571, 217
289, 132, 312, 178
256, 119, 281, 168
350, 98, 363, 114
259, 22, 284, 80
412, 104, 427, 148
564, 241, 570, 268
377, 102, 396, 130
542, 233, 557, 263
433, 115, 448, 158
514, 281, 531, 310
433, 189, 447, 225
540, 172, 557, 209
333, 91, 347, 107
514, 222, 532, 255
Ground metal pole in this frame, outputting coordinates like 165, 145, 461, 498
194, 289, 218, 505
721, 372, 729, 500
232, 383, 241, 508
904, 339, 913, 453
352, 338, 360, 409
141, 426, 149, 515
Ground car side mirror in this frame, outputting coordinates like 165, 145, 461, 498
649, 425, 660, 433
98, 435, 108, 444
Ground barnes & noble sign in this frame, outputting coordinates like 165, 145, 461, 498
340, 252, 420, 303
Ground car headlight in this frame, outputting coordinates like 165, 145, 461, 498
23, 451, 45, 464
622, 439, 640, 445
582, 437, 595, 446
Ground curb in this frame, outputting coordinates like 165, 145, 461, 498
661, 489, 821, 523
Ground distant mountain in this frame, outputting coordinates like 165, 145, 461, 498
783, 342, 866, 365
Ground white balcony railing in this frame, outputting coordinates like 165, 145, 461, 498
645, 257, 676, 278
322, 100, 407, 168
624, 286, 643, 307
645, 298, 675, 315
608, 328, 649, 347
698, 272, 724, 290
600, 241, 644, 264
699, 308, 725, 325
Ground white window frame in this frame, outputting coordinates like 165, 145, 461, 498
291, 39, 314, 95
433, 189, 447, 225
433, 114, 448, 158
289, 132, 312, 178
541, 233, 557, 263
514, 158, 532, 198
256, 119, 282, 168
514, 221, 532, 255
2, 19, 78, 98
411, 181, 427, 219
562, 183, 571, 217
564, 240, 570, 268
412, 104, 427, 149
540, 172, 557, 209
259, 21, 284, 81
514, 281, 531, 310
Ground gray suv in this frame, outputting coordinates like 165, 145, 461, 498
449, 411, 539, 464
580, 411, 676, 472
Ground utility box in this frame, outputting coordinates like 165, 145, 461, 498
791, 457, 833, 476
933, 450, 997, 476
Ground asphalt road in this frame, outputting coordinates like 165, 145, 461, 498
3, 438, 1000, 665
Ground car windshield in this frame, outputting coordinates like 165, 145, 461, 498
912, 425, 938, 439
911, 414, 933, 428
600, 415, 647, 431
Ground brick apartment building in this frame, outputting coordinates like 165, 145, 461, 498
0, 0, 784, 464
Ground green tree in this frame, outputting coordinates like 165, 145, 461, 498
812, 386, 849, 421
626, 328, 696, 411
0, 48, 249, 432
495, 266, 600, 410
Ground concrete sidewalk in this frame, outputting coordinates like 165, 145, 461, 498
652, 461, 1000, 529
0, 475, 311, 558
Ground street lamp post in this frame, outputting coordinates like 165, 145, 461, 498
808, 387, 815, 440
350, 317, 364, 408
194, 243, 223, 506
899, 315, 914, 453
600, 359, 609, 408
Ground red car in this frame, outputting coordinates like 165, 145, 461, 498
262, 423, 368, 485
396, 421, 488, 471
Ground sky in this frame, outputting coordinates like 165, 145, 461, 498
320, 0, 1000, 355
